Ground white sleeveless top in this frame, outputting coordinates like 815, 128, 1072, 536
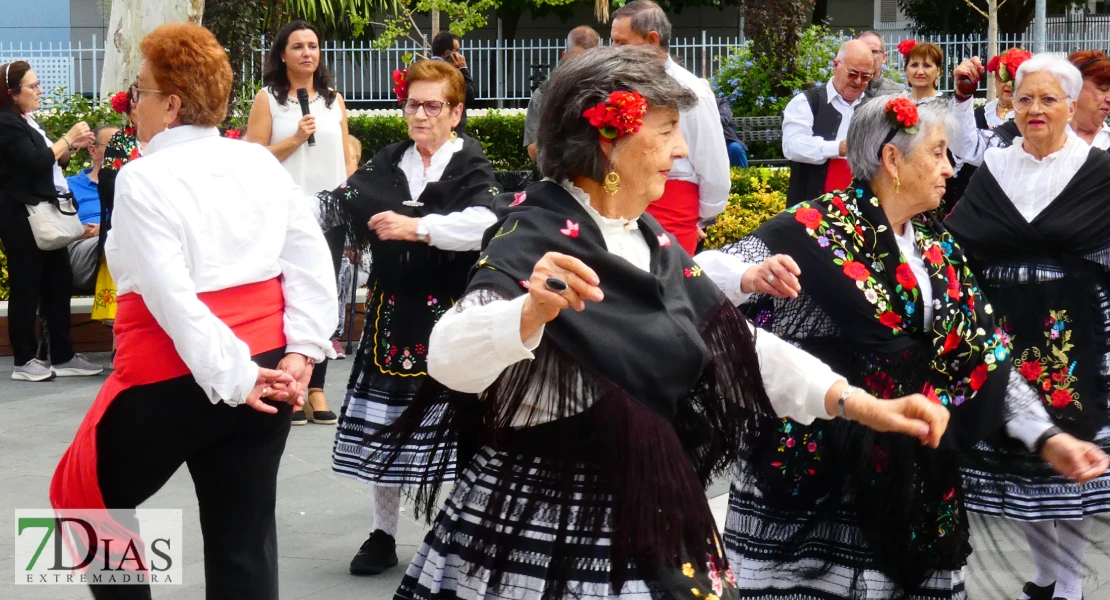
265, 88, 346, 194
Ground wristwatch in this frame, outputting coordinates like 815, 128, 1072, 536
415, 219, 429, 243
838, 386, 862, 420
1034, 425, 1064, 455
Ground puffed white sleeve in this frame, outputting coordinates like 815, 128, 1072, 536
753, 326, 842, 424
110, 170, 260, 406
427, 292, 544, 393
417, 206, 498, 252
279, 181, 340, 363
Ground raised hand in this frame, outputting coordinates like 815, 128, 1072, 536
741, 254, 802, 299
520, 252, 603, 339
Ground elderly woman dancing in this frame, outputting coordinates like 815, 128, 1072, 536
50, 23, 338, 598
949, 55, 1110, 600
696, 95, 1107, 600
315, 58, 502, 576
370, 45, 951, 600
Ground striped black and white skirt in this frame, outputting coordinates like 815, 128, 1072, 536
960, 428, 1110, 521
331, 361, 455, 486
723, 460, 966, 600
395, 446, 735, 600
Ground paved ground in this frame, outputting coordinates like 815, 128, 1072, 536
1, 352, 1109, 599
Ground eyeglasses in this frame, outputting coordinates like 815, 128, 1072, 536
1014, 94, 1064, 112
844, 69, 874, 83
128, 83, 164, 104
403, 99, 449, 116
22, 81, 42, 91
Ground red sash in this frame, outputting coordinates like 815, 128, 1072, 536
645, 180, 700, 255
824, 158, 853, 194
50, 278, 287, 512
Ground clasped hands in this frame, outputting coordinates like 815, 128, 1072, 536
244, 353, 315, 415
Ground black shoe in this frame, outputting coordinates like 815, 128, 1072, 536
1022, 581, 1055, 600
350, 530, 399, 575
291, 410, 307, 426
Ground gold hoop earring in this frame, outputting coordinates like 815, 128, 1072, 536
894, 175, 901, 194
450, 131, 458, 141
603, 171, 621, 196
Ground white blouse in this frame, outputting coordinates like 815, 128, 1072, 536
403, 137, 497, 252
25, 115, 68, 194
266, 88, 347, 195
983, 132, 1091, 222
982, 99, 1015, 129
1067, 123, 1110, 150
108, 125, 339, 407
427, 181, 845, 427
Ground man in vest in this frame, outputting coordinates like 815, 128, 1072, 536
611, 0, 730, 254
783, 39, 874, 205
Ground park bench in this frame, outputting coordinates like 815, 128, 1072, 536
735, 116, 788, 167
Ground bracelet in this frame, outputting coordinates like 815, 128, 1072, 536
1034, 425, 1064, 455
62, 137, 73, 152
837, 386, 862, 420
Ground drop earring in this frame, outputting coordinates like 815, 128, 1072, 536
603, 171, 621, 196
894, 175, 901, 194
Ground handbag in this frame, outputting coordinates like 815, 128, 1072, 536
26, 194, 85, 251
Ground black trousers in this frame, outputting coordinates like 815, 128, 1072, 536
90, 347, 291, 599
0, 201, 74, 366
307, 227, 346, 389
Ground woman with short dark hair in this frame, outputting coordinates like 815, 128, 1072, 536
0, 60, 102, 382
51, 23, 338, 598
372, 45, 951, 600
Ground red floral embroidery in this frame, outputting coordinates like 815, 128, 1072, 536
795, 207, 823, 229
842, 260, 871, 282
923, 384, 941, 403
945, 264, 961, 298
510, 191, 526, 206
519, 280, 530, 289
830, 196, 848, 214
941, 330, 961, 355
895, 263, 917, 289
923, 244, 944, 264
129, 147, 140, 160
1051, 389, 1073, 408
879, 311, 901, 330
1020, 360, 1044, 381
112, 158, 123, 169
559, 220, 579, 238
657, 232, 672, 247
864, 370, 897, 398
969, 364, 989, 391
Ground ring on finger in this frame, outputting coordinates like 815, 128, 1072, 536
545, 277, 569, 293
766, 273, 776, 283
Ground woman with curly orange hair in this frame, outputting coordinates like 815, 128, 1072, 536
1068, 50, 1110, 148
50, 23, 338, 598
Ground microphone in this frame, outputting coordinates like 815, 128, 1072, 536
296, 88, 315, 147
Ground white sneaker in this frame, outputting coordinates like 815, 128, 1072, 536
12, 359, 56, 382
53, 353, 105, 377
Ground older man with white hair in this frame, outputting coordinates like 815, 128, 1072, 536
781, 39, 875, 205
610, 0, 730, 254
859, 31, 906, 95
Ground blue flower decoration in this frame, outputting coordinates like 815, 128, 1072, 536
817, 236, 830, 247
995, 347, 1010, 361
906, 303, 916, 314
834, 249, 846, 259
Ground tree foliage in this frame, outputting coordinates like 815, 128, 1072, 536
740, 0, 816, 94
897, 0, 1084, 34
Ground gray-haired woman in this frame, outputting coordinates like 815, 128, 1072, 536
371, 45, 951, 600
696, 94, 1107, 599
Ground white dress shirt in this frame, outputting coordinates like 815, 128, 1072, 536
983, 132, 1091, 222
427, 181, 844, 427
1067, 123, 1110, 150
108, 125, 339, 407
696, 228, 1055, 451
665, 58, 732, 219
404, 137, 497, 252
25, 115, 69, 194
782, 80, 860, 165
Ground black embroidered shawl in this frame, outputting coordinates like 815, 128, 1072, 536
373, 181, 775, 597
317, 135, 500, 378
946, 151, 1110, 439
748, 183, 1010, 590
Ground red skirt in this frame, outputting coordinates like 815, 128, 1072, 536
824, 158, 853, 194
645, 180, 700, 255
50, 278, 287, 513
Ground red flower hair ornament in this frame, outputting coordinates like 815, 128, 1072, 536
988, 48, 1032, 83
582, 90, 649, 141
109, 90, 131, 114
885, 97, 920, 135
897, 39, 917, 59
392, 68, 408, 102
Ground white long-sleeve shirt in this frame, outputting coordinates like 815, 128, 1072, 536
404, 137, 497, 251
665, 58, 731, 219
695, 234, 1056, 452
782, 81, 859, 165
108, 125, 338, 407
427, 181, 844, 427
983, 132, 1091, 222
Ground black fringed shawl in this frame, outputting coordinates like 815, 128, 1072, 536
748, 183, 1009, 591
375, 180, 775, 596
317, 135, 500, 378
946, 152, 1110, 440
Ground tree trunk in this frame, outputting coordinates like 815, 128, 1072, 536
988, 0, 999, 100
100, 0, 204, 100
431, 7, 440, 40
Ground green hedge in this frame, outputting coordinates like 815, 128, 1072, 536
346, 112, 530, 171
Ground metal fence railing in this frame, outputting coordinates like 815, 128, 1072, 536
6, 26, 1110, 104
